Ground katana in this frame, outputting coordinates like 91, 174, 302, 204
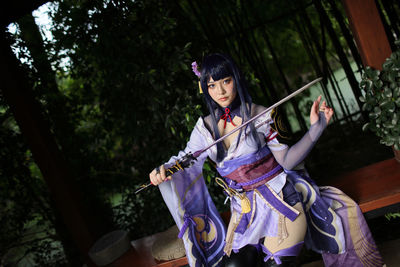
134, 77, 322, 194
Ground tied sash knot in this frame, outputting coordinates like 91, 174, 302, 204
220, 108, 237, 128
261, 242, 303, 264
178, 213, 197, 239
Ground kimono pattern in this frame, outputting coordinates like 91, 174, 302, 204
158, 109, 383, 267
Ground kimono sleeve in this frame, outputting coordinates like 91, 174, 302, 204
158, 118, 226, 267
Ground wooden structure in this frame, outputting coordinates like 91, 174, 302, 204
328, 158, 400, 216
342, 0, 392, 69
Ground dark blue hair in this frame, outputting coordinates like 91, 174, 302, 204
200, 53, 261, 162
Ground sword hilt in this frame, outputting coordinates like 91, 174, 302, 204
134, 152, 197, 194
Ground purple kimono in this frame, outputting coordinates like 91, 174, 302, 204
159, 108, 383, 267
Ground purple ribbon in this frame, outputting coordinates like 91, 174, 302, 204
178, 213, 197, 239
261, 242, 303, 264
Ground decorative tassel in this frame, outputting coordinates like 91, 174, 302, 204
198, 81, 202, 94
240, 195, 251, 214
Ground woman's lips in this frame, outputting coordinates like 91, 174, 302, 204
219, 97, 228, 101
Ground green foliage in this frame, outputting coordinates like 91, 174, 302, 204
0, 105, 68, 266
3, 0, 212, 265
47, 0, 212, 239
385, 212, 400, 221
359, 44, 400, 150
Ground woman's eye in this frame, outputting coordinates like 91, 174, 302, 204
208, 84, 215, 89
224, 78, 231, 84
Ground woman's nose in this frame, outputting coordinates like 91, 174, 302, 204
216, 83, 226, 94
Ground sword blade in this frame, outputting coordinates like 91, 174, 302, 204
194, 77, 322, 157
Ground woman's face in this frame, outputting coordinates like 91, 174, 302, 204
207, 76, 237, 107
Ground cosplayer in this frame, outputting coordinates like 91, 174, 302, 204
149, 53, 383, 267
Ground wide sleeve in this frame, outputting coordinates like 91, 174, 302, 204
158, 118, 226, 267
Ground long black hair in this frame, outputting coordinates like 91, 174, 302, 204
199, 53, 261, 162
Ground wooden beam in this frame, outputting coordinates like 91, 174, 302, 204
342, 0, 392, 70
0, 32, 96, 266
327, 158, 400, 213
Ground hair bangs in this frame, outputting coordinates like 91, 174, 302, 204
200, 54, 233, 86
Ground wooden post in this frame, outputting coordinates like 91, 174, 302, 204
342, 0, 392, 70
0, 32, 96, 266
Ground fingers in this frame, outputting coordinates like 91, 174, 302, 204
316, 95, 322, 105
310, 96, 335, 125
320, 100, 327, 110
311, 95, 321, 114
310, 95, 322, 125
160, 165, 172, 181
149, 165, 171, 186
149, 169, 158, 185
317, 99, 334, 124
325, 106, 334, 124
149, 167, 163, 185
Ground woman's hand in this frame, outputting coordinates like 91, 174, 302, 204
149, 165, 171, 186
310, 95, 334, 125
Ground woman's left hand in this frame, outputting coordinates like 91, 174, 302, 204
310, 95, 334, 125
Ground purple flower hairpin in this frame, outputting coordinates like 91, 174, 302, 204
191, 61, 203, 93
191, 61, 201, 78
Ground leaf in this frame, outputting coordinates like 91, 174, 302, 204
365, 80, 373, 91
373, 106, 381, 116
395, 98, 400, 107
392, 113, 398, 125
362, 123, 370, 132
384, 88, 393, 98
394, 87, 400, 98
382, 59, 394, 71
395, 143, 400, 150
373, 79, 384, 89
379, 99, 390, 108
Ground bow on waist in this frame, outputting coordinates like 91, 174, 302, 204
261, 242, 303, 264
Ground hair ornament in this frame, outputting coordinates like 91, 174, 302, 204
191, 61, 203, 93
191, 61, 201, 78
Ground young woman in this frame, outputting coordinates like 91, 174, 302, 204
149, 53, 383, 267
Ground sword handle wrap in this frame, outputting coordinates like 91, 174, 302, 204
135, 152, 197, 194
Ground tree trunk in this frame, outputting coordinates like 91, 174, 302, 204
375, 0, 397, 51
296, 8, 338, 121
0, 31, 97, 267
326, 0, 364, 74
381, 0, 400, 40
314, 0, 366, 119
318, 10, 352, 124
18, 13, 114, 239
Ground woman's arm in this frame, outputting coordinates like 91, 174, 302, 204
269, 96, 333, 170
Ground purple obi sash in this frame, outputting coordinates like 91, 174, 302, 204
217, 146, 283, 191
217, 147, 299, 234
